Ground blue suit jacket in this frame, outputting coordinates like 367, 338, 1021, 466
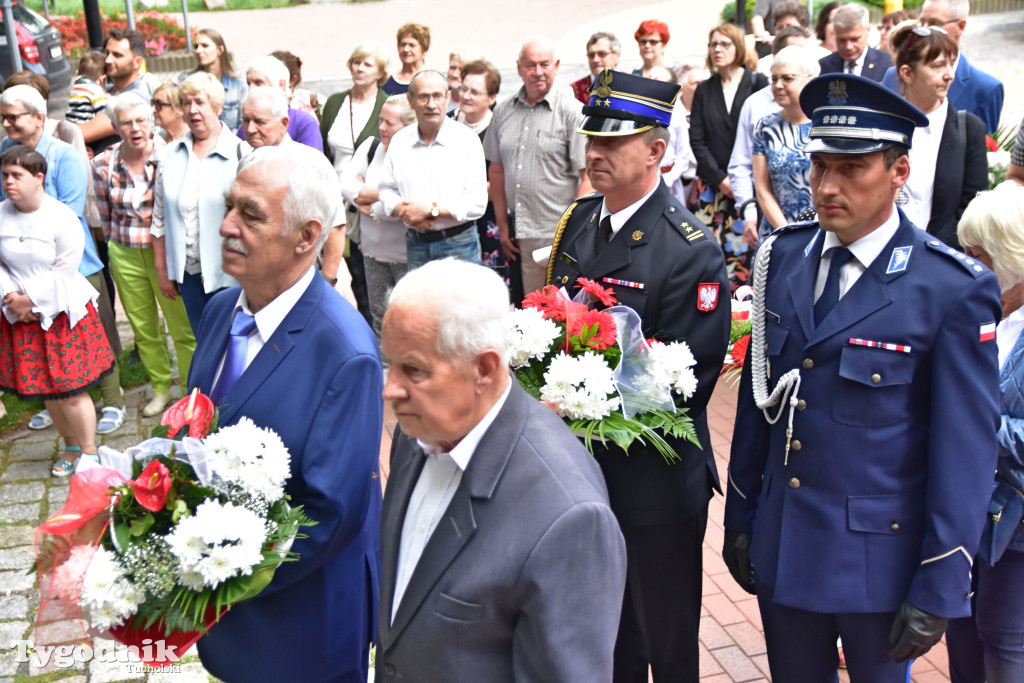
725, 213, 1001, 618
189, 274, 384, 683
818, 47, 893, 83
881, 54, 1004, 133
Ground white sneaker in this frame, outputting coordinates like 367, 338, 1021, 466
142, 392, 172, 418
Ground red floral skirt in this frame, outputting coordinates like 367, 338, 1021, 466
0, 302, 115, 400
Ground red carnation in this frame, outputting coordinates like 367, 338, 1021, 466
731, 335, 750, 367
576, 277, 617, 307
568, 309, 618, 351
133, 460, 172, 512
161, 390, 215, 439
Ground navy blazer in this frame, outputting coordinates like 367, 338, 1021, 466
377, 383, 626, 682
726, 213, 1001, 618
926, 103, 988, 247
190, 274, 384, 683
818, 47, 893, 83
882, 54, 1004, 133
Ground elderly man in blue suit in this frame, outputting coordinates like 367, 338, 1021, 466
818, 4, 892, 82
881, 0, 1003, 133
189, 144, 383, 683
724, 74, 1001, 681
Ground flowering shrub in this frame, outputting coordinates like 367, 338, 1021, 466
49, 11, 188, 58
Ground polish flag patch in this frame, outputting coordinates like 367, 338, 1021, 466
697, 283, 719, 312
980, 322, 996, 342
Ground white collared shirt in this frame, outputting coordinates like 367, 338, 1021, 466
904, 101, 948, 230
391, 381, 512, 623
210, 266, 316, 387
600, 182, 660, 240
814, 208, 901, 302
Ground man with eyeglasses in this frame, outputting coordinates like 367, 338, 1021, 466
818, 4, 893, 82
485, 35, 591, 298
572, 32, 621, 104
378, 70, 487, 269
880, 0, 1003, 133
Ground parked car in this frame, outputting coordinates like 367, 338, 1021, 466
0, 3, 72, 116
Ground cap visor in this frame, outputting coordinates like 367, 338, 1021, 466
802, 137, 896, 154
578, 116, 654, 136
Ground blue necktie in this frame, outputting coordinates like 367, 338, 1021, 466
814, 247, 855, 325
210, 311, 256, 403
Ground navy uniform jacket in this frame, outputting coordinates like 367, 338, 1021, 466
819, 47, 893, 83
547, 181, 730, 522
725, 212, 1001, 618
190, 275, 384, 682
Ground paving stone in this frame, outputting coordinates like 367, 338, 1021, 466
0, 621, 30, 674
88, 653, 144, 682
148, 661, 211, 682
7, 440, 57, 463
711, 644, 765, 682
724, 621, 767, 657
0, 482, 44, 506
700, 615, 734, 650
0, 502, 41, 524
0, 525, 33, 548
47, 485, 68, 510
0, 546, 33, 571
0, 594, 27, 620
0, 461, 50, 482
0, 568, 37, 592
26, 644, 88, 676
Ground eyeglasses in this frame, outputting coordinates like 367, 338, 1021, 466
587, 50, 612, 59
459, 86, 488, 98
152, 100, 171, 111
0, 112, 32, 124
919, 17, 959, 27
413, 93, 447, 104
638, 39, 662, 46
900, 25, 948, 61
708, 41, 735, 50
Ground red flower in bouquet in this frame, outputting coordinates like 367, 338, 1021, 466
986, 135, 1000, 153
161, 390, 215, 439
576, 277, 617, 307
523, 285, 568, 320
731, 335, 750, 367
568, 309, 618, 351
132, 460, 172, 512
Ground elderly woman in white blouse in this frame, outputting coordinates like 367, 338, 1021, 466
339, 94, 415, 340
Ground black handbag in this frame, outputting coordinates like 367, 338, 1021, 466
980, 478, 1024, 567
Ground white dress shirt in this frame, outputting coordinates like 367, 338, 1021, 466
601, 182, 660, 239
814, 208, 901, 302
904, 102, 948, 231
210, 266, 316, 387
377, 117, 488, 231
728, 87, 781, 224
391, 381, 512, 622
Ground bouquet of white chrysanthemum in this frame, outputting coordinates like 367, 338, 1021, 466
34, 391, 315, 668
511, 280, 702, 463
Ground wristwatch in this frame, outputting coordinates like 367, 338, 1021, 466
430, 202, 440, 218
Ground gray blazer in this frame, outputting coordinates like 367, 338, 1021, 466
377, 382, 627, 682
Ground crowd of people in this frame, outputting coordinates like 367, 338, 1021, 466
1, 0, 1023, 680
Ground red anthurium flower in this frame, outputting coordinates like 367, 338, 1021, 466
160, 390, 215, 439
524, 285, 570, 321
576, 277, 617, 307
568, 309, 618, 351
731, 335, 750, 366
986, 135, 1000, 153
133, 460, 172, 512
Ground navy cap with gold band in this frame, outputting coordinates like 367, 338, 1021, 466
578, 69, 681, 136
799, 74, 928, 154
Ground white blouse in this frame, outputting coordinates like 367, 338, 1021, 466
327, 95, 375, 177
340, 137, 407, 264
904, 102, 948, 230
0, 195, 98, 329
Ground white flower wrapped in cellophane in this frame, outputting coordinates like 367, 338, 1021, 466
166, 500, 269, 590
202, 417, 291, 503
647, 340, 699, 400
78, 547, 144, 631
540, 351, 621, 420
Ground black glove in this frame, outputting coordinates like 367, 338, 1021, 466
722, 529, 756, 595
888, 601, 947, 662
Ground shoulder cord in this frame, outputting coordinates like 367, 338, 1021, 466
749, 232, 802, 465
546, 201, 579, 286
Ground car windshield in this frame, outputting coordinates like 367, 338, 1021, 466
5, 4, 54, 33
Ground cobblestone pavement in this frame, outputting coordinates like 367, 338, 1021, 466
4, 1, 1022, 680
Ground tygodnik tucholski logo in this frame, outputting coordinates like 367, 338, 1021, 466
9, 638, 181, 669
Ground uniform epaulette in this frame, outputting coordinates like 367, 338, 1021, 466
925, 239, 990, 278
547, 194, 602, 285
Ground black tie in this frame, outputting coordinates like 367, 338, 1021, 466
595, 215, 613, 255
814, 246, 855, 325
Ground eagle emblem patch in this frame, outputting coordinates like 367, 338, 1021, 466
697, 283, 719, 312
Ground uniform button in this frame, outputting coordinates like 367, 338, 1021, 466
871, 373, 882, 384
796, 399, 807, 411
561, 275, 569, 284
789, 477, 801, 489
668, 206, 675, 213
890, 523, 900, 531
802, 358, 814, 369
384, 663, 396, 676
791, 440, 802, 451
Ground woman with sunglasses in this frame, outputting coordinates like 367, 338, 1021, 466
890, 21, 987, 248
151, 82, 187, 142
632, 20, 669, 78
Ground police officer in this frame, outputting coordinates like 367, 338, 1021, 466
724, 74, 1001, 681
547, 69, 730, 683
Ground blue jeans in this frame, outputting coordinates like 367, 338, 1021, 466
180, 271, 222, 336
405, 225, 481, 271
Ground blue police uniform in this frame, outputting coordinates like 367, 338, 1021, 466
724, 75, 1002, 681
